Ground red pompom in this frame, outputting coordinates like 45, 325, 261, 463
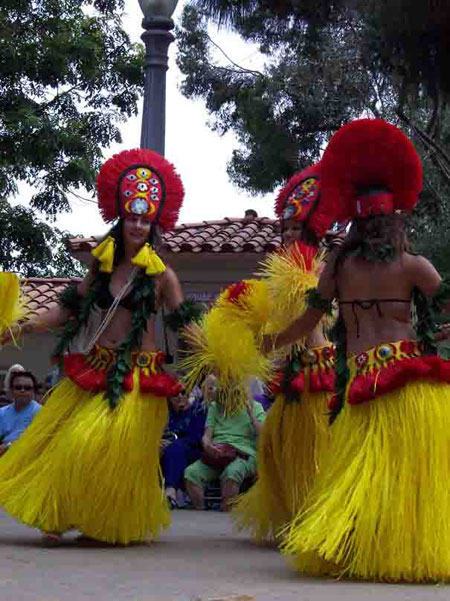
316, 119, 422, 224
224, 281, 251, 304
140, 371, 182, 397
290, 373, 305, 394
64, 354, 107, 391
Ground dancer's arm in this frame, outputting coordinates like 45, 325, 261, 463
21, 268, 95, 336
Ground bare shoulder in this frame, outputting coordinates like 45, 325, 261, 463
403, 252, 441, 297
159, 265, 179, 286
156, 265, 183, 310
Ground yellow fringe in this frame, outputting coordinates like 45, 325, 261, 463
0, 272, 28, 342
232, 389, 330, 542
179, 308, 272, 414
0, 370, 170, 544
215, 279, 272, 336
131, 243, 166, 276
258, 246, 323, 335
91, 236, 115, 273
282, 380, 450, 582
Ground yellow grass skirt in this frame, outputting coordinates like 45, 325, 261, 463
0, 371, 170, 544
282, 379, 450, 582
232, 389, 329, 542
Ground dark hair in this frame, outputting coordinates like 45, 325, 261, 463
96, 219, 162, 272
336, 213, 408, 264
10, 371, 38, 392
280, 219, 320, 248
245, 209, 258, 218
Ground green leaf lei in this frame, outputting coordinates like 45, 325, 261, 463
54, 270, 157, 410
106, 272, 156, 409
164, 298, 203, 331
305, 287, 334, 315
329, 315, 348, 424
280, 345, 304, 403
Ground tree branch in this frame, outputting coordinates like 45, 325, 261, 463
205, 33, 265, 77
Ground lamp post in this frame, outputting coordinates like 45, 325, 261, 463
138, 0, 179, 155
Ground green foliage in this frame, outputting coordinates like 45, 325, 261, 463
106, 272, 156, 409
0, 0, 143, 215
0, 200, 86, 277
178, 0, 450, 270
164, 298, 204, 331
0, 0, 143, 274
177, 4, 370, 192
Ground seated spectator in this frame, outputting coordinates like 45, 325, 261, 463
184, 394, 266, 511
202, 374, 218, 404
4, 364, 25, 401
161, 386, 207, 509
0, 371, 41, 456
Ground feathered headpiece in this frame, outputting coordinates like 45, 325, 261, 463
96, 148, 184, 231
317, 119, 422, 223
275, 163, 333, 239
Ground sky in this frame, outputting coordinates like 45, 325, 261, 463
51, 0, 275, 236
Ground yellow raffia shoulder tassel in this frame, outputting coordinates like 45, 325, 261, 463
91, 236, 115, 273
131, 243, 166, 276
0, 272, 28, 343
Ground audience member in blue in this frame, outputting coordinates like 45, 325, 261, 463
161, 387, 207, 509
0, 371, 41, 456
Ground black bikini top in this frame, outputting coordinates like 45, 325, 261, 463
95, 285, 135, 312
94, 273, 136, 312
338, 298, 411, 338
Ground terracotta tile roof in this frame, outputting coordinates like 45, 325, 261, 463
68, 217, 281, 255
23, 277, 82, 318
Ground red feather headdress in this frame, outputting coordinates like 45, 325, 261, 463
96, 148, 184, 231
275, 163, 333, 239
316, 119, 422, 224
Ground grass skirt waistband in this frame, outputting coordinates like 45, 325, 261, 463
0, 371, 170, 544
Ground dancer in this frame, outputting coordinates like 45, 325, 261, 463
266, 119, 450, 582
232, 164, 336, 542
0, 149, 198, 545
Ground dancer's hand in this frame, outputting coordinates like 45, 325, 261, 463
0, 443, 10, 456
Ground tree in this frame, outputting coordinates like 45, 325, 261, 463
0, 0, 144, 273
0, 202, 86, 278
177, 1, 450, 271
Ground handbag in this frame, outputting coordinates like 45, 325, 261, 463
201, 443, 239, 469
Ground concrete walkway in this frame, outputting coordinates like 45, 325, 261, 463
0, 509, 447, 601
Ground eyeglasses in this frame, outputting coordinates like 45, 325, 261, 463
12, 385, 33, 392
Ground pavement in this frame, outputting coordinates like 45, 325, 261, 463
0, 509, 448, 601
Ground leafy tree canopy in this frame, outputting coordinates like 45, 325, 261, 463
176, 0, 450, 271
0, 201, 86, 277
0, 0, 144, 275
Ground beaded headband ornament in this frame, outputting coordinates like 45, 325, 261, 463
275, 163, 334, 239
96, 148, 184, 231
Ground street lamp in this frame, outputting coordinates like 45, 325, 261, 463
138, 0, 179, 155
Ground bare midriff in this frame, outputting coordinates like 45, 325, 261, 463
306, 322, 327, 348
96, 307, 158, 352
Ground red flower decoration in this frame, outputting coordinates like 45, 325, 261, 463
225, 281, 251, 304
